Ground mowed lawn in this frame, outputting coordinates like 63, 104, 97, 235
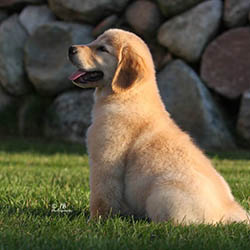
0, 137, 249, 250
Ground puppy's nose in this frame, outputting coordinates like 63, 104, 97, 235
68, 46, 78, 56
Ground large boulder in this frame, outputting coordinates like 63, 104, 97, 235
158, 0, 222, 62
19, 5, 56, 35
201, 28, 250, 99
157, 60, 235, 150
224, 0, 250, 28
44, 90, 94, 144
48, 0, 130, 24
125, 0, 162, 37
237, 90, 250, 145
25, 22, 94, 96
0, 15, 31, 96
157, 0, 203, 18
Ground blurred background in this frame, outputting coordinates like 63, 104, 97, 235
0, 0, 249, 151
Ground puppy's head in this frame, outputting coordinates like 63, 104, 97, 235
68, 29, 155, 93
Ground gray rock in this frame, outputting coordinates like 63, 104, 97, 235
157, 60, 235, 150
19, 5, 56, 35
0, 15, 31, 96
157, 0, 203, 18
92, 15, 118, 37
201, 28, 250, 99
224, 0, 250, 28
25, 21, 94, 96
48, 0, 130, 24
237, 90, 250, 144
45, 90, 94, 143
125, 0, 162, 37
0, 10, 8, 23
18, 95, 52, 137
158, 0, 222, 62
0, 0, 44, 8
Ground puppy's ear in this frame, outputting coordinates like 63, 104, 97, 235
112, 46, 145, 93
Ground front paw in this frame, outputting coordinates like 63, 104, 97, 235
87, 215, 102, 223
90, 198, 111, 219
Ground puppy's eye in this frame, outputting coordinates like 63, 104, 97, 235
97, 46, 109, 53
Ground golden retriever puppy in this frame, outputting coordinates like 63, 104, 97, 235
68, 29, 249, 224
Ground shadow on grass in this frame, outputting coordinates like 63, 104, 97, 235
3, 204, 151, 223
2, 204, 89, 221
208, 151, 250, 161
1, 136, 250, 160
2, 203, 153, 227
1, 206, 250, 250
0, 136, 87, 156
1, 204, 250, 250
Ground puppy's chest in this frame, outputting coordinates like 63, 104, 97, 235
86, 120, 131, 162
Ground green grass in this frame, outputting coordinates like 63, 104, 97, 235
0, 137, 249, 250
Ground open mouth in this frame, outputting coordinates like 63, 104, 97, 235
69, 69, 104, 84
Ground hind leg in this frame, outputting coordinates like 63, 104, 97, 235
146, 187, 203, 224
223, 202, 250, 224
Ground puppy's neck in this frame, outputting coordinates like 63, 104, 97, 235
93, 78, 166, 114
94, 85, 113, 100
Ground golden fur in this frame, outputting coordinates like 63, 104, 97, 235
69, 29, 249, 224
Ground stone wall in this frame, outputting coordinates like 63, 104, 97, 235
0, 0, 250, 150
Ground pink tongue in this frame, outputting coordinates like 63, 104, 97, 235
69, 69, 86, 81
